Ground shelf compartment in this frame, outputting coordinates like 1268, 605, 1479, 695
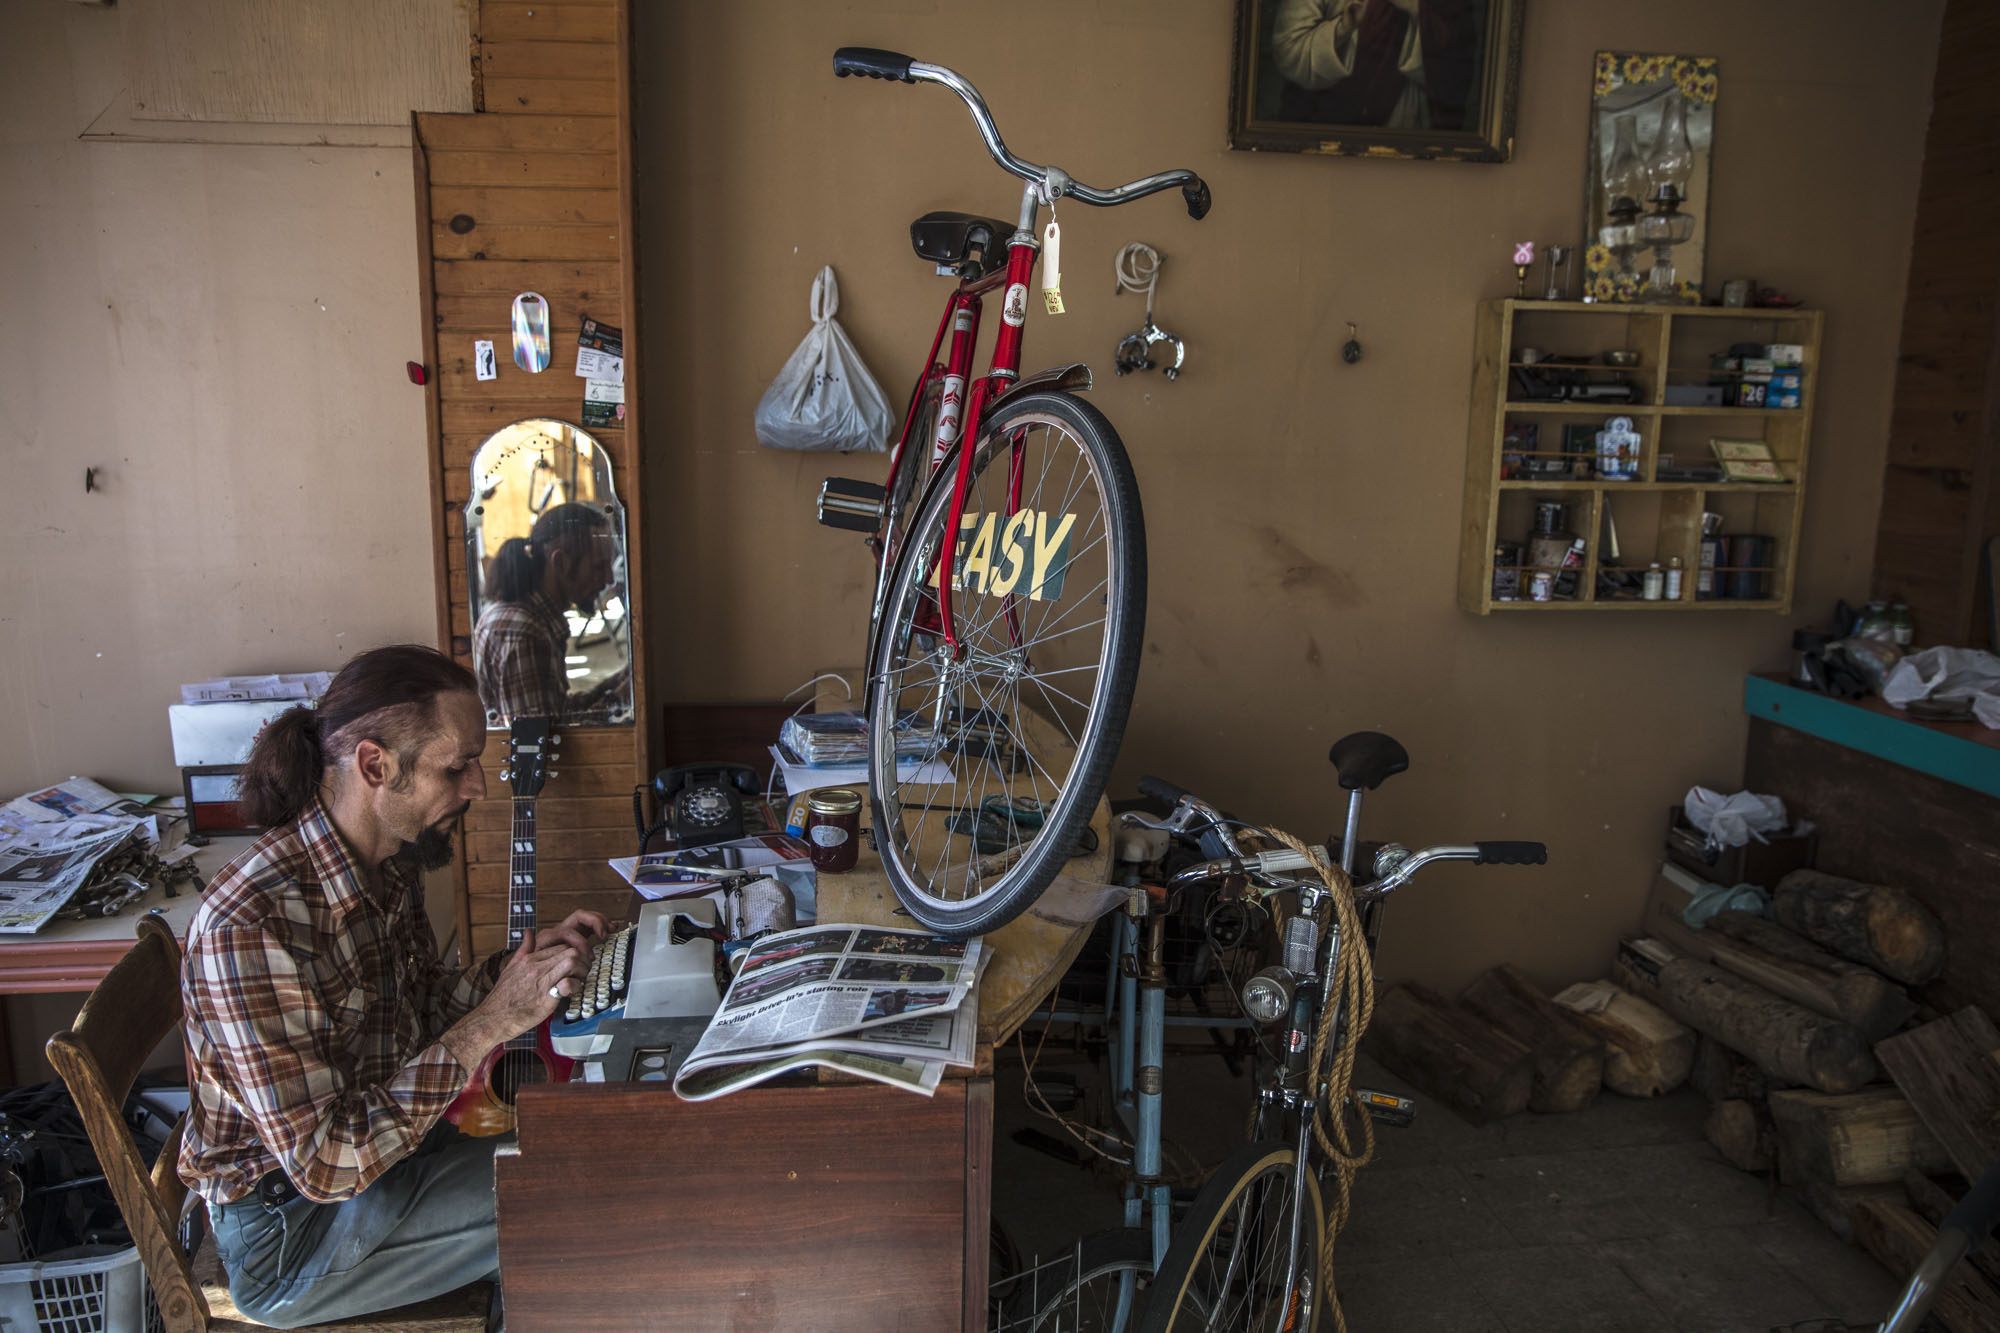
1459, 298, 1821, 614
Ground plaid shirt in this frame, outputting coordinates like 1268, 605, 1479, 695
179, 800, 500, 1205
472, 591, 570, 725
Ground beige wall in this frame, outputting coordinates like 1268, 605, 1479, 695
638, 0, 1943, 991
1, 5, 449, 1076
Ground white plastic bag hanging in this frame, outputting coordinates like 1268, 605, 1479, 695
753, 266, 891, 453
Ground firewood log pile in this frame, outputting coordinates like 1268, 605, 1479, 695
1360, 857, 2000, 1331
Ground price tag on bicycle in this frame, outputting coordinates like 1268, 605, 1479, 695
1041, 219, 1065, 315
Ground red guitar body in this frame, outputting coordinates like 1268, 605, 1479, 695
445, 1021, 573, 1137
445, 717, 571, 1138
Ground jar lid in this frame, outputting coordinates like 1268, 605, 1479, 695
806, 787, 862, 816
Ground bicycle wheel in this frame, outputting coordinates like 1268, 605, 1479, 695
1142, 1142, 1326, 1333
868, 389, 1145, 937
1000, 1228, 1155, 1332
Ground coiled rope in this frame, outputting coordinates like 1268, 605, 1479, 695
1265, 827, 1377, 1333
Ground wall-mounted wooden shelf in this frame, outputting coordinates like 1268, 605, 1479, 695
1458, 299, 1823, 615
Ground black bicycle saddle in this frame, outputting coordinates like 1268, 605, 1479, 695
1328, 732, 1409, 791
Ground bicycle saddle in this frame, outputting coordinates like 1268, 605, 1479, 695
910, 211, 1014, 280
1328, 731, 1409, 791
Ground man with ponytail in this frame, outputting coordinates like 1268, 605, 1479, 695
472, 502, 626, 725
177, 644, 604, 1327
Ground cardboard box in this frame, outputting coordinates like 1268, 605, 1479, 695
168, 700, 297, 767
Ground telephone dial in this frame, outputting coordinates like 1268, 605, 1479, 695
639, 763, 763, 851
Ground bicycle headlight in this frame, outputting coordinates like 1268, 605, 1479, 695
1240, 966, 1296, 1025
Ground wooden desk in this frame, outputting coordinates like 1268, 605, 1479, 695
0, 836, 254, 996
493, 802, 1118, 1332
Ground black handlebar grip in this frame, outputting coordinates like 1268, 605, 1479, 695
1136, 776, 1193, 806
1475, 841, 1548, 866
1183, 177, 1212, 221
833, 47, 916, 82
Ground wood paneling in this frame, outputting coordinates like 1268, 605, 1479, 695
419, 0, 645, 960
426, 151, 617, 190
416, 113, 615, 153
481, 78, 620, 116
482, 3, 621, 44
1872, 0, 2000, 647
431, 186, 621, 225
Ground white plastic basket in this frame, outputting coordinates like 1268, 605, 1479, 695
0, 1246, 160, 1333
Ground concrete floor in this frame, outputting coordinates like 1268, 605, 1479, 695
990, 1041, 1900, 1332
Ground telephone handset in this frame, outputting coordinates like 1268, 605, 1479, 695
644, 763, 762, 849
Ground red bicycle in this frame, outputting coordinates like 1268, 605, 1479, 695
816, 49, 1211, 937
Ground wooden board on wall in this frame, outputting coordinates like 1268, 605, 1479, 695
417, 0, 646, 957
1871, 0, 2000, 648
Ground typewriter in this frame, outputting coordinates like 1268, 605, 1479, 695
549, 899, 725, 1059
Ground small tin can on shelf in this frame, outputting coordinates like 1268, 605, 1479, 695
804, 787, 863, 873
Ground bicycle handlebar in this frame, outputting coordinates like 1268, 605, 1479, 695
834, 48, 1213, 221
1168, 840, 1549, 896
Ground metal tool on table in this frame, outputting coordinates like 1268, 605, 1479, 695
1112, 241, 1185, 380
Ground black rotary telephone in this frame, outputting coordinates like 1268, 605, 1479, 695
638, 763, 763, 851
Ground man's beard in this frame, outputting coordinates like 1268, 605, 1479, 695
403, 805, 469, 871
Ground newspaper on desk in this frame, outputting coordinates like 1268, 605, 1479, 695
0, 779, 161, 933
672, 925, 986, 1101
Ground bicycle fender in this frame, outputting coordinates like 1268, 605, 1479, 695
1005, 362, 1093, 397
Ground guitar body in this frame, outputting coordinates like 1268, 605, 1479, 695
445, 1020, 574, 1137
444, 716, 571, 1138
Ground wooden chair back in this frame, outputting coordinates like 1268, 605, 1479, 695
45, 914, 209, 1333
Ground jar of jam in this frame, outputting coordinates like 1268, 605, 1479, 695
804, 787, 863, 874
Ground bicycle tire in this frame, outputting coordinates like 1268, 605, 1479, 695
1000, 1228, 1156, 1333
1141, 1141, 1327, 1333
868, 389, 1145, 937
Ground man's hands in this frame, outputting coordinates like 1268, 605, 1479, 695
441, 916, 604, 1072
540, 909, 609, 963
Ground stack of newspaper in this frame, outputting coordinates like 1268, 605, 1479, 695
0, 778, 167, 933
672, 925, 986, 1100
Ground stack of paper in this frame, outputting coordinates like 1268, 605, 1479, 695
180, 674, 331, 705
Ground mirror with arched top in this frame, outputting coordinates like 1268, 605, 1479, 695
464, 419, 631, 729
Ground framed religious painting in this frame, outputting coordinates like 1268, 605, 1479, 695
1228, 0, 1524, 161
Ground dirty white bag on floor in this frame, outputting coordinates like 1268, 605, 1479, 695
1682, 786, 1788, 852
753, 266, 891, 453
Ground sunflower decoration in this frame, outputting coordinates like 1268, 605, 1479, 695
1694, 72, 1719, 103
1644, 55, 1674, 82
1594, 67, 1614, 96
1696, 57, 1718, 72
1595, 52, 1618, 84
1590, 274, 1616, 301
1676, 279, 1703, 303
1614, 274, 1644, 303
1622, 55, 1649, 84
1585, 244, 1613, 273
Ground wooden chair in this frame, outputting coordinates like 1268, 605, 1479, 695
45, 915, 491, 1332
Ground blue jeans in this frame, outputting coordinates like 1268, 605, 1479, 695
207, 1124, 502, 1329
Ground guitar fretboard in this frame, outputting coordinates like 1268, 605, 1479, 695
506, 796, 537, 1052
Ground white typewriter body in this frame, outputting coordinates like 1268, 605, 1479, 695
549, 898, 723, 1058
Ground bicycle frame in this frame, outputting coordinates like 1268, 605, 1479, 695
871, 180, 1048, 663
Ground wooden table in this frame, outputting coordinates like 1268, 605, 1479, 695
0, 838, 254, 995
493, 801, 1117, 1332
